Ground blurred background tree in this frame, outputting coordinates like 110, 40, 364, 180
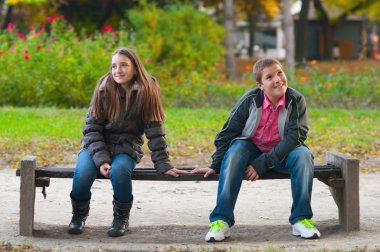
296, 0, 378, 61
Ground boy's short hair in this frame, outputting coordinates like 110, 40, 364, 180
253, 58, 283, 83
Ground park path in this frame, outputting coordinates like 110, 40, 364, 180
0, 167, 380, 251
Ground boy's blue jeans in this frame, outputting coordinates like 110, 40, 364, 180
70, 149, 136, 203
210, 139, 314, 227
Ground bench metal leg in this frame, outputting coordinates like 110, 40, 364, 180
325, 151, 360, 232
19, 156, 37, 236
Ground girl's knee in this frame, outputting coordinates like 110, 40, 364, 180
109, 164, 133, 179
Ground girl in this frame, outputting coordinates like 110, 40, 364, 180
68, 47, 186, 237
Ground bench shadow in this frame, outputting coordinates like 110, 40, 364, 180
32, 219, 342, 245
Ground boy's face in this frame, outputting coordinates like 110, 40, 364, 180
257, 63, 287, 105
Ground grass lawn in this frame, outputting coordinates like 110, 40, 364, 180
0, 107, 379, 170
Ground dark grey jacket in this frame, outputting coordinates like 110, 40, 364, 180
210, 87, 309, 176
81, 83, 173, 173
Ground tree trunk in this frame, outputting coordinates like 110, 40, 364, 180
313, 0, 333, 60
97, 0, 113, 29
295, 0, 309, 65
282, 0, 295, 69
247, 11, 255, 57
1, 4, 13, 30
59, 1, 76, 23
224, 0, 237, 80
0, 0, 5, 21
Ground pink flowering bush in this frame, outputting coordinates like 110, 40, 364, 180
0, 6, 246, 108
0, 14, 119, 107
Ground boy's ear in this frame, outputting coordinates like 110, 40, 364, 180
257, 82, 264, 90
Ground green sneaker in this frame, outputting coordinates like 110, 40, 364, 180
205, 220, 230, 242
292, 219, 321, 239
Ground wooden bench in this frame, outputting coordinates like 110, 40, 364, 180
16, 150, 359, 236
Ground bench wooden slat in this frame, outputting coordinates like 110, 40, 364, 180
16, 164, 341, 181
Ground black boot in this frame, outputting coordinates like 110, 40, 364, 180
107, 198, 133, 237
67, 198, 90, 234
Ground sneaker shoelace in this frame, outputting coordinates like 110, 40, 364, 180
209, 220, 226, 232
300, 219, 316, 229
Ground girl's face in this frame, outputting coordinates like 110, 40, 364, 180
111, 54, 136, 86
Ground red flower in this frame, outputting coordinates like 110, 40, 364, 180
52, 37, 57, 42
28, 26, 34, 31
101, 25, 114, 33
24, 55, 30, 60
36, 45, 42, 50
6, 23, 15, 30
47, 17, 53, 23
60, 15, 65, 20
41, 24, 46, 29
77, 39, 81, 43
0, 50, 3, 55
145, 58, 152, 64
52, 13, 59, 19
17, 33, 24, 39
24, 50, 29, 54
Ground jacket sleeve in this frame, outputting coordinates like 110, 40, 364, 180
81, 105, 111, 168
145, 121, 174, 173
250, 94, 309, 176
210, 95, 251, 173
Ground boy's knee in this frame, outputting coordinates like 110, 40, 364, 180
291, 147, 313, 162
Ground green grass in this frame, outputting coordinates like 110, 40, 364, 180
0, 107, 379, 169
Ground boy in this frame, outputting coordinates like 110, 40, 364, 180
192, 58, 320, 241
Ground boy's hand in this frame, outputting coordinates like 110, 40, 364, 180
164, 168, 190, 177
191, 167, 216, 178
245, 165, 259, 181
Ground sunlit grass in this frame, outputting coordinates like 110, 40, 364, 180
1, 107, 379, 169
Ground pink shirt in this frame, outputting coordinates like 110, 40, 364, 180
251, 94, 285, 153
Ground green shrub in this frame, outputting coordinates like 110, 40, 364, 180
126, 3, 228, 107
291, 67, 380, 109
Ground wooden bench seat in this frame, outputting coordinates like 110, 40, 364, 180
16, 150, 359, 236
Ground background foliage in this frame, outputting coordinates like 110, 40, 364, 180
0, 4, 244, 108
1, 3, 380, 109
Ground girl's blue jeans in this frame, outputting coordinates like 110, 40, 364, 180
210, 139, 314, 227
70, 149, 136, 203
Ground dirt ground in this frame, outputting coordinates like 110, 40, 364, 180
1, 160, 380, 251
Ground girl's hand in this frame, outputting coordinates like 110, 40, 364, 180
100, 163, 111, 178
191, 167, 216, 178
164, 168, 190, 177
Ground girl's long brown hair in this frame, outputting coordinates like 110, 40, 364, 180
91, 48, 165, 122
